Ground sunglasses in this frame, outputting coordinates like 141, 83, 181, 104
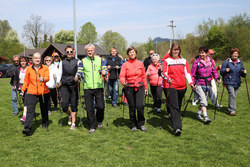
66, 51, 73, 54
54, 56, 59, 58
46, 60, 52, 62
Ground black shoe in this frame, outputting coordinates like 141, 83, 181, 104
42, 124, 49, 131
22, 129, 32, 136
13, 112, 18, 116
174, 129, 182, 136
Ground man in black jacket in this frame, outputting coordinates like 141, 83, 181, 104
6, 55, 20, 116
143, 50, 155, 71
106, 47, 122, 108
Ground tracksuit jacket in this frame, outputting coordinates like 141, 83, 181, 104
162, 56, 194, 89
106, 55, 122, 80
146, 63, 163, 86
220, 58, 246, 87
191, 57, 220, 86
119, 59, 148, 90
21, 65, 50, 95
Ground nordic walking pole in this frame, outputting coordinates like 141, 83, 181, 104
214, 82, 220, 120
220, 70, 228, 106
56, 86, 63, 125
77, 81, 83, 126
182, 89, 194, 119
121, 88, 126, 125
103, 79, 109, 127
245, 77, 250, 104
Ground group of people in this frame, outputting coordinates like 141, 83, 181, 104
7, 43, 247, 136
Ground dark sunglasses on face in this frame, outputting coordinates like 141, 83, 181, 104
54, 56, 59, 58
66, 51, 73, 54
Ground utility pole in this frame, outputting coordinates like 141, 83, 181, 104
73, 0, 78, 59
168, 20, 176, 48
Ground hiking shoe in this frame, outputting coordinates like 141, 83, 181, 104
157, 108, 161, 113
54, 106, 58, 112
112, 104, 118, 108
13, 112, 18, 116
48, 111, 52, 116
20, 115, 26, 123
204, 116, 211, 124
230, 111, 236, 116
192, 100, 197, 106
132, 127, 137, 132
97, 122, 103, 128
140, 125, 147, 132
196, 113, 203, 120
216, 103, 223, 108
89, 129, 95, 134
68, 116, 72, 126
70, 124, 75, 131
174, 129, 182, 136
22, 128, 32, 136
42, 124, 49, 131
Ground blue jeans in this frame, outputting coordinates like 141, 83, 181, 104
11, 87, 19, 114
108, 79, 119, 105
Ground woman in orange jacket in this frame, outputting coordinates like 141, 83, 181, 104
21, 52, 50, 136
119, 46, 148, 132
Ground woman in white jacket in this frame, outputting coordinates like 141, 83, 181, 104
44, 56, 61, 114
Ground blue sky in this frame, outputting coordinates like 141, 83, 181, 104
1, 0, 249, 47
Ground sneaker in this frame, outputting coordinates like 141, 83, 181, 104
70, 124, 75, 131
132, 127, 137, 132
174, 129, 182, 136
89, 129, 95, 134
48, 111, 52, 116
97, 122, 103, 128
13, 112, 18, 116
42, 123, 49, 131
20, 115, 26, 123
157, 108, 161, 113
22, 128, 32, 136
54, 106, 58, 112
192, 100, 197, 106
112, 104, 118, 108
108, 96, 111, 99
196, 113, 203, 120
204, 116, 211, 124
68, 116, 72, 126
230, 111, 236, 116
216, 104, 223, 108
140, 125, 147, 132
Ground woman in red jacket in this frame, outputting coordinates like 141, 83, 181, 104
120, 46, 148, 132
21, 52, 50, 136
146, 53, 163, 113
162, 43, 195, 136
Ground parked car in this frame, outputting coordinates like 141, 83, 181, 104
0, 64, 12, 78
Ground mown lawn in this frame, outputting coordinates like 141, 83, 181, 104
0, 61, 249, 167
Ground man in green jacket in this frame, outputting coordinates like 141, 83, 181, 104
78, 44, 107, 134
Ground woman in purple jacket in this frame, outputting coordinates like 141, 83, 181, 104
191, 46, 221, 124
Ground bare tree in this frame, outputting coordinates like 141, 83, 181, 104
22, 14, 54, 48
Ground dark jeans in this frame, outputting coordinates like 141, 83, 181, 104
124, 86, 145, 128
84, 88, 105, 129
164, 88, 186, 131
108, 79, 119, 105
150, 85, 162, 108
49, 88, 57, 110
61, 85, 78, 112
24, 93, 50, 130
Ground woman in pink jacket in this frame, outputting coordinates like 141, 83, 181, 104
146, 53, 163, 113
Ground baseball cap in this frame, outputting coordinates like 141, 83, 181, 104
208, 49, 216, 54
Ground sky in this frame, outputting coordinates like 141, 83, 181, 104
0, 0, 249, 47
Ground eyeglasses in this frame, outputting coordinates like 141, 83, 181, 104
149, 53, 154, 55
54, 56, 59, 58
46, 60, 52, 62
66, 51, 73, 54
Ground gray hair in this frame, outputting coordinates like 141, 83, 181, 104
13, 55, 19, 59
151, 53, 160, 61
85, 44, 95, 50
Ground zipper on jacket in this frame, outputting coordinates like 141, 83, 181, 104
91, 59, 94, 88
35, 70, 39, 95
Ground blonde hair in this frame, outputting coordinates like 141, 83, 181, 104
32, 52, 41, 64
44, 56, 52, 64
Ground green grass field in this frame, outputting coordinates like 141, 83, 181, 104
0, 62, 249, 167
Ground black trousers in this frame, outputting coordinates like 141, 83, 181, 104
164, 88, 186, 131
24, 93, 50, 130
84, 88, 104, 129
150, 85, 162, 108
61, 85, 78, 112
124, 86, 145, 128
49, 88, 57, 109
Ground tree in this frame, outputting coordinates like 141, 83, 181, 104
99, 30, 127, 56
78, 22, 98, 44
54, 30, 74, 44
5, 29, 20, 43
22, 14, 54, 48
0, 20, 12, 39
145, 37, 154, 54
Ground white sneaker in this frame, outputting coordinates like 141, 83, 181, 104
192, 100, 197, 106
157, 108, 161, 113
196, 113, 203, 120
204, 116, 211, 124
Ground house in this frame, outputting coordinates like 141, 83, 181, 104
18, 43, 109, 60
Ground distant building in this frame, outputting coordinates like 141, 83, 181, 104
18, 43, 109, 60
